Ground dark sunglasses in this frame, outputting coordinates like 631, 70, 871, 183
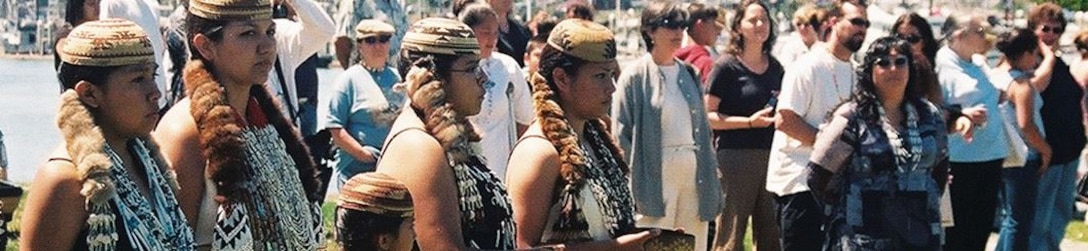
653, 18, 688, 29
848, 18, 870, 28
874, 55, 909, 68
1040, 25, 1064, 34
898, 34, 922, 44
361, 35, 392, 44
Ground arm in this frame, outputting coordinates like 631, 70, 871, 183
806, 107, 855, 204
152, 101, 206, 229
1009, 80, 1053, 170
776, 109, 819, 146
610, 71, 637, 160
20, 150, 87, 250
705, 95, 774, 130
376, 130, 470, 250
1030, 41, 1057, 91
330, 128, 376, 163
508, 137, 561, 248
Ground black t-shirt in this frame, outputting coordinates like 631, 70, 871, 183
1041, 58, 1086, 163
706, 55, 784, 149
498, 18, 530, 67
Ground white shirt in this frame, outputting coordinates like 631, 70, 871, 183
468, 52, 533, 181
774, 36, 815, 69
767, 47, 855, 196
266, 0, 336, 123
658, 63, 696, 148
100, 0, 167, 108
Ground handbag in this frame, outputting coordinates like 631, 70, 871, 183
998, 102, 1029, 168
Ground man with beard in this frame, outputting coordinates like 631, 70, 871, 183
767, 0, 867, 250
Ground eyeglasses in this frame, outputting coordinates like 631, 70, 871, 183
450, 65, 488, 87
874, 55, 909, 68
848, 18, 870, 28
898, 34, 922, 44
361, 35, 392, 44
1040, 25, 1064, 34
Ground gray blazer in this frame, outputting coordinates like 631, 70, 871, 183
611, 55, 722, 221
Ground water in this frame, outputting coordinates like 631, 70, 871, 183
0, 57, 344, 184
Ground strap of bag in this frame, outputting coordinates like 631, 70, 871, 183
274, 56, 299, 124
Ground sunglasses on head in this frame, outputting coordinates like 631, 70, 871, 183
874, 55, 909, 68
848, 18, 870, 28
361, 35, 392, 44
898, 34, 922, 43
1040, 25, 1064, 34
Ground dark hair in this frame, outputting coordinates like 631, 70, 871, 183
65, 0, 90, 25
995, 28, 1039, 62
891, 13, 939, 66
397, 50, 460, 81
851, 36, 921, 122
537, 45, 586, 95
566, 1, 595, 21
685, 3, 720, 31
452, 0, 480, 17
531, 18, 559, 42
458, 3, 498, 28
726, 0, 776, 55
335, 207, 406, 250
1076, 32, 1088, 53
1028, 3, 1065, 30
57, 63, 119, 91
640, 0, 688, 52
185, 13, 228, 61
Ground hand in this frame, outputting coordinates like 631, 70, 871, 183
1039, 40, 1056, 59
954, 116, 975, 142
1038, 145, 1053, 176
961, 106, 987, 126
749, 107, 776, 128
615, 229, 661, 250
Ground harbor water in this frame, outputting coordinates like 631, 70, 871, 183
0, 57, 344, 184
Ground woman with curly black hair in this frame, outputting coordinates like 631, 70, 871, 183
808, 37, 950, 250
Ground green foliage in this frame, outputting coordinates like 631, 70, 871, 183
1036, 0, 1088, 12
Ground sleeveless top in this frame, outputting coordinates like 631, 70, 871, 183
199, 98, 324, 250
532, 122, 636, 243
386, 127, 516, 249
75, 139, 195, 251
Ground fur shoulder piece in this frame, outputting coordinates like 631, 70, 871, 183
183, 59, 321, 203
57, 90, 115, 205
57, 90, 182, 205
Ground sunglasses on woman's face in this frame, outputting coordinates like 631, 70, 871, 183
361, 35, 392, 44
898, 34, 922, 44
1040, 25, 1064, 34
654, 18, 688, 30
874, 55, 909, 68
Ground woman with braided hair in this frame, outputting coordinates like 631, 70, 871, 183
506, 19, 660, 249
375, 17, 515, 250
153, 0, 324, 249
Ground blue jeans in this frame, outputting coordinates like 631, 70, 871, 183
1030, 159, 1079, 250
997, 156, 1041, 251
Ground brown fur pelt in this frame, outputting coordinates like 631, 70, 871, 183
528, 72, 628, 190
183, 59, 322, 204
403, 57, 480, 164
56, 90, 181, 206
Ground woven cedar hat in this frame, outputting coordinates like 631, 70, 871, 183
547, 19, 617, 63
337, 172, 413, 218
59, 19, 155, 67
401, 18, 480, 56
189, 0, 272, 21
355, 19, 395, 39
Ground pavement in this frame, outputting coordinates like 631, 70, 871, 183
985, 233, 1088, 250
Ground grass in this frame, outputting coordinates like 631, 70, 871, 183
4, 193, 1088, 251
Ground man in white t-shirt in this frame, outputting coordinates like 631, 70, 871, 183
460, 4, 533, 180
768, 1, 868, 250
266, 0, 335, 125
